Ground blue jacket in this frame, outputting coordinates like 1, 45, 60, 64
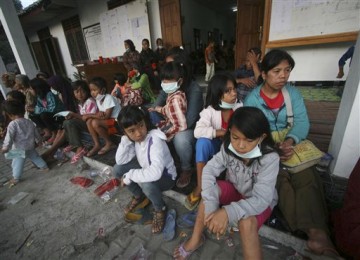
34, 92, 64, 114
244, 83, 309, 144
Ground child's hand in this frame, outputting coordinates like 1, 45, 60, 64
96, 111, 106, 118
65, 112, 74, 120
120, 177, 126, 187
1, 147, 9, 153
205, 208, 229, 240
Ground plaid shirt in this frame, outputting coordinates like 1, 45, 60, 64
157, 91, 187, 141
234, 64, 262, 102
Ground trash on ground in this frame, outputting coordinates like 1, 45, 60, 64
15, 231, 32, 254
98, 166, 112, 181
128, 243, 152, 260
70, 177, 94, 188
8, 192, 29, 205
100, 187, 119, 202
226, 237, 234, 247
263, 244, 279, 250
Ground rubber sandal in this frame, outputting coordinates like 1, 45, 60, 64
94, 178, 120, 197
173, 234, 205, 259
86, 147, 100, 157
63, 145, 76, 153
9, 179, 19, 188
176, 172, 192, 189
177, 211, 197, 229
184, 192, 201, 211
97, 145, 116, 155
163, 209, 176, 241
70, 177, 94, 188
71, 148, 87, 164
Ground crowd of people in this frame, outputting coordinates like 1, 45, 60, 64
1, 38, 348, 259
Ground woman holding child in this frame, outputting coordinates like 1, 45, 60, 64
244, 49, 340, 258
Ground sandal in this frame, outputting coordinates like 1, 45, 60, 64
9, 178, 19, 188
176, 171, 192, 189
86, 147, 101, 157
97, 145, 116, 155
63, 145, 76, 153
71, 147, 87, 164
184, 192, 201, 211
152, 208, 166, 234
124, 196, 150, 215
173, 234, 205, 259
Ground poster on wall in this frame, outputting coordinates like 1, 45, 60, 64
99, 0, 150, 58
83, 23, 103, 61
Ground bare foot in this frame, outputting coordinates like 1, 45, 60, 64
307, 229, 342, 259
86, 146, 101, 157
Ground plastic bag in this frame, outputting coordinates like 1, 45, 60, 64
129, 243, 152, 260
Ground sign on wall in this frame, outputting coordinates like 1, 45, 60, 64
83, 23, 103, 61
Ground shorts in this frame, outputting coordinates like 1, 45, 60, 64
106, 118, 118, 135
217, 180, 272, 229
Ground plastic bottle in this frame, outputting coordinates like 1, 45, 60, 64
99, 166, 112, 181
100, 187, 118, 202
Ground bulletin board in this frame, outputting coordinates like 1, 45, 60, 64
83, 23, 103, 61
99, 0, 150, 58
266, 0, 360, 48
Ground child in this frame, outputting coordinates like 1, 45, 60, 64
47, 75, 77, 112
1, 100, 49, 186
205, 40, 217, 82
83, 77, 121, 156
185, 73, 242, 210
234, 47, 262, 102
27, 78, 64, 144
111, 73, 143, 106
44, 80, 98, 164
149, 62, 189, 187
173, 107, 279, 260
128, 68, 156, 104
114, 106, 177, 234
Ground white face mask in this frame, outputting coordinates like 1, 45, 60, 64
125, 48, 130, 52
228, 142, 262, 159
95, 94, 105, 101
50, 88, 59, 95
161, 81, 180, 94
158, 45, 163, 49
219, 100, 236, 109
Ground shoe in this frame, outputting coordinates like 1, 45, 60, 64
124, 196, 150, 215
163, 209, 176, 241
173, 234, 205, 259
184, 192, 201, 211
71, 147, 87, 164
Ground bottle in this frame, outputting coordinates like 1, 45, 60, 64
99, 166, 112, 181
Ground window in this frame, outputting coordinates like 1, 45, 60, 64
62, 16, 89, 64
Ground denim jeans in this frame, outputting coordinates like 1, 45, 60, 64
113, 158, 175, 211
12, 149, 48, 180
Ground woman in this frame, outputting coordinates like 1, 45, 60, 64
244, 49, 340, 258
122, 39, 141, 72
140, 38, 160, 91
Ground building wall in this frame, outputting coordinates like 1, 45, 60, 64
180, 1, 236, 51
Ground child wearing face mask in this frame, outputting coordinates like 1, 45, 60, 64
185, 73, 242, 210
173, 107, 279, 260
148, 61, 187, 141
83, 77, 121, 156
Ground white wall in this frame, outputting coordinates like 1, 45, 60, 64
281, 42, 355, 81
180, 1, 235, 51
147, 0, 162, 49
328, 34, 360, 178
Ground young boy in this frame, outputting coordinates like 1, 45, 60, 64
1, 100, 49, 186
234, 47, 262, 102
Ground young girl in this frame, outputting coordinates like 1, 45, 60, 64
114, 105, 177, 234
27, 78, 64, 143
185, 73, 242, 210
1, 100, 49, 186
173, 107, 279, 260
111, 72, 143, 106
148, 62, 188, 186
83, 77, 121, 156
61, 80, 98, 163
128, 68, 156, 104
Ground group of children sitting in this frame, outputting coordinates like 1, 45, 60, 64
1, 46, 341, 259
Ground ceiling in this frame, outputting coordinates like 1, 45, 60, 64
193, 0, 237, 15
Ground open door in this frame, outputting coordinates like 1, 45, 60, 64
235, 0, 265, 68
159, 0, 182, 48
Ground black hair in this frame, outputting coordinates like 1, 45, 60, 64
72, 80, 91, 100
124, 39, 136, 51
89, 77, 107, 93
36, 71, 49, 79
248, 47, 262, 57
261, 49, 295, 73
223, 107, 275, 161
15, 74, 30, 89
6, 90, 26, 106
205, 73, 237, 110
166, 46, 193, 86
156, 38, 163, 45
3, 100, 25, 116
117, 105, 155, 135
160, 62, 186, 92
142, 38, 150, 45
29, 78, 51, 99
114, 73, 127, 86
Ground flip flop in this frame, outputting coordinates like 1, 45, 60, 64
174, 234, 205, 259
86, 147, 101, 157
97, 145, 116, 155
177, 211, 197, 229
70, 177, 94, 188
163, 209, 176, 241
184, 192, 201, 211
94, 178, 120, 196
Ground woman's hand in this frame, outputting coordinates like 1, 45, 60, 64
205, 208, 229, 240
278, 138, 295, 161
